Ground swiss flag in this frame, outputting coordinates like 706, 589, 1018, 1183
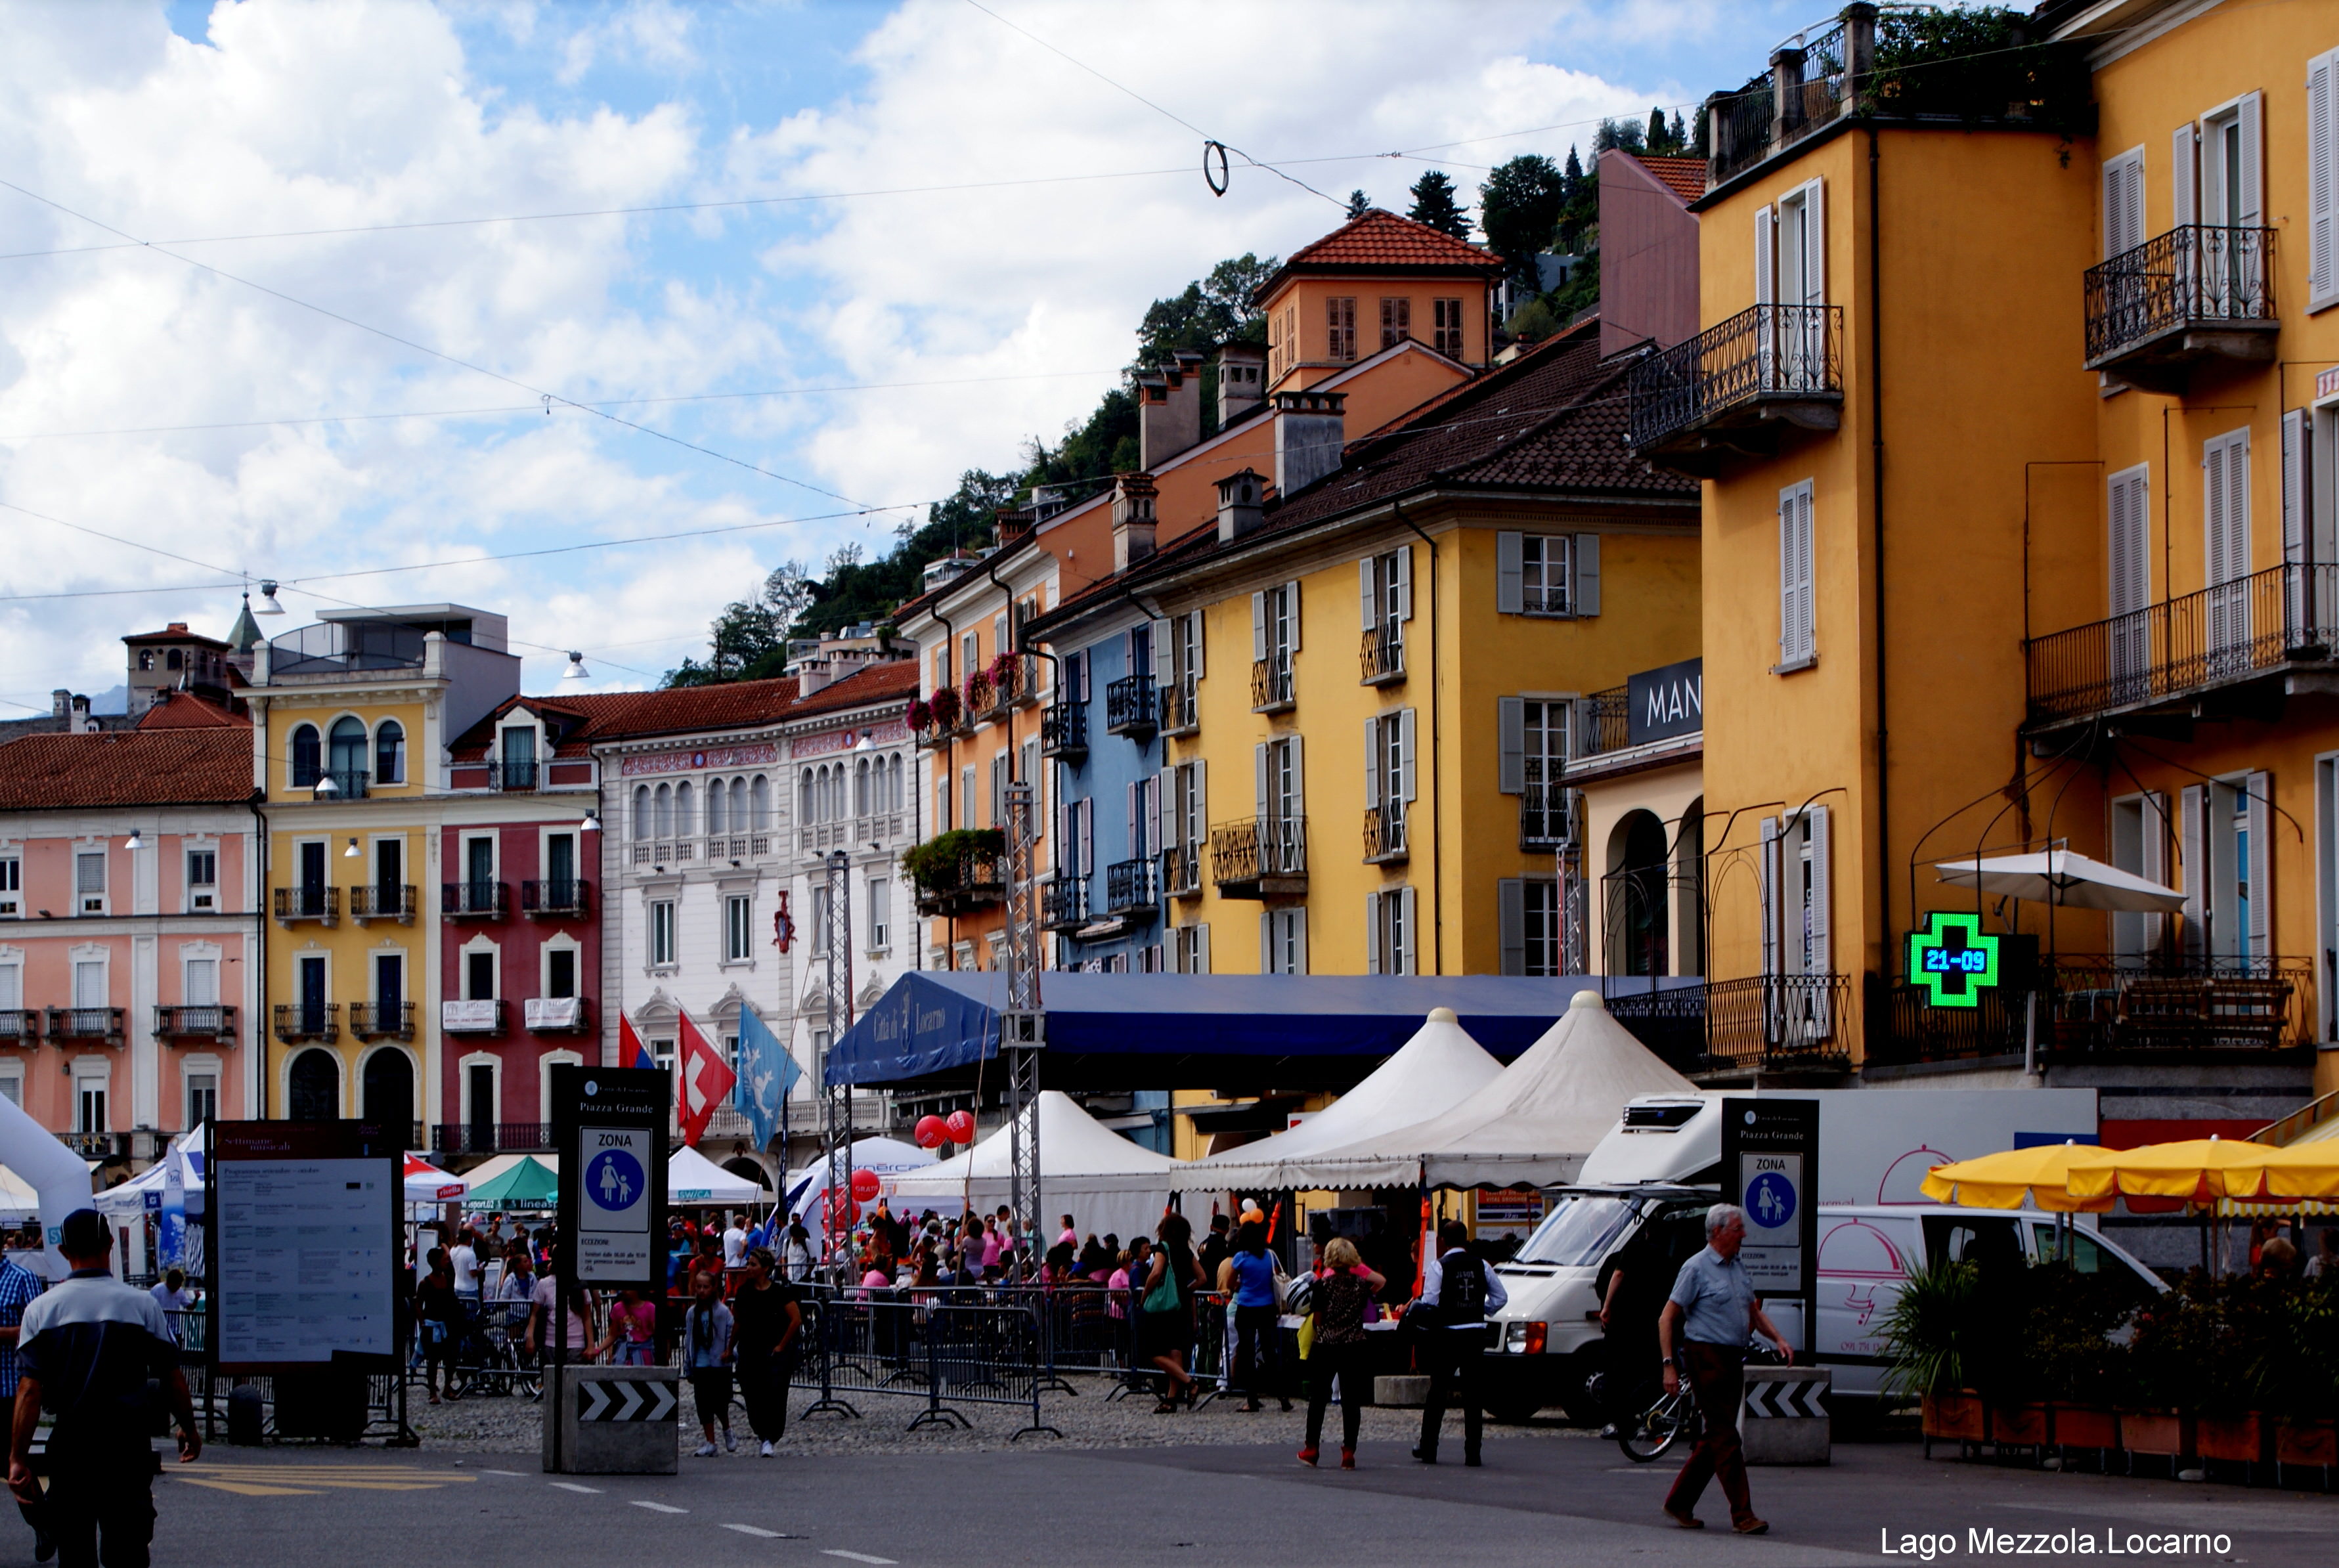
619, 1011, 656, 1072
676, 1012, 736, 1148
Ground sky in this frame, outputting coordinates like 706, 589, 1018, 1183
0, 0, 1824, 712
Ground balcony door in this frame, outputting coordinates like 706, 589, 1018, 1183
2108, 465, 2152, 687
297, 953, 327, 1034
2204, 429, 2252, 668
468, 1064, 496, 1146
328, 717, 367, 792
466, 837, 495, 903
362, 1049, 412, 1142
72, 958, 106, 1012
374, 952, 402, 1013
1757, 179, 1825, 390
375, 838, 402, 904
546, 832, 575, 896
2195, 96, 2263, 316
299, 839, 326, 900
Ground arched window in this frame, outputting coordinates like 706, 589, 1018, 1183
855, 758, 870, 817
798, 770, 813, 822
708, 778, 728, 836
633, 785, 651, 840
730, 777, 747, 833
654, 782, 672, 840
165, 649, 183, 670
138, 650, 154, 671
362, 1049, 413, 1137
288, 1049, 339, 1122
375, 720, 405, 785
328, 716, 367, 787
751, 775, 770, 830
675, 781, 695, 837
290, 724, 321, 788
890, 754, 904, 810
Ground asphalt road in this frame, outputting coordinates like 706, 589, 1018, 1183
43, 1434, 2338, 1568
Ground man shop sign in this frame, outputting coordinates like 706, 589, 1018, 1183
1627, 658, 1701, 747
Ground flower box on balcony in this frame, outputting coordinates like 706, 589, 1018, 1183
2193, 1412, 2267, 1466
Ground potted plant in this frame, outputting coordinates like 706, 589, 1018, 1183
2021, 1260, 2133, 1459
2120, 1272, 2216, 1468
2269, 1273, 2338, 1474
927, 686, 961, 733
906, 697, 932, 733
899, 828, 1006, 900
1882, 1259, 1987, 1451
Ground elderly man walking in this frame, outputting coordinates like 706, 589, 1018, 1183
1655, 1204, 1792, 1536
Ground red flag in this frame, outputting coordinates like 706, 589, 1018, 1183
619, 1012, 656, 1072
676, 1012, 736, 1148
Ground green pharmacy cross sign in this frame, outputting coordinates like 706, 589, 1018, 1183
1907, 912, 2001, 1009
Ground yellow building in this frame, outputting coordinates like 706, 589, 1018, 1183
1634, 1, 2337, 1110
248, 605, 519, 1131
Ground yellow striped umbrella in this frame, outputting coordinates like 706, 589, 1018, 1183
2065, 1137, 2269, 1203
1919, 1143, 2112, 1212
2221, 1141, 2339, 1202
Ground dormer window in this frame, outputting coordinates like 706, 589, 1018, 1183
500, 725, 537, 791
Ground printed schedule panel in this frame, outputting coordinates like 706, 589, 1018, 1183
211, 1122, 400, 1370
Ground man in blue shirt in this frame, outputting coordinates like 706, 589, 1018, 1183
1657, 1204, 1792, 1536
0, 1232, 48, 1561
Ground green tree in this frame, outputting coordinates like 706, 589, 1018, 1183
1479, 154, 1569, 291
1592, 116, 1644, 155
661, 561, 814, 687
1346, 188, 1371, 219
1406, 169, 1471, 239
1132, 253, 1275, 370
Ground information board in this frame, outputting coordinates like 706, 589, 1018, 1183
209, 1122, 400, 1370
552, 1066, 668, 1290
1720, 1098, 1819, 1299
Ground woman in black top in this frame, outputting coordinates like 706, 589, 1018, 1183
414, 1250, 466, 1405
1139, 1213, 1206, 1412
1299, 1237, 1386, 1469
729, 1248, 803, 1456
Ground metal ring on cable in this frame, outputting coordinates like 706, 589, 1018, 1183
1202, 140, 1229, 197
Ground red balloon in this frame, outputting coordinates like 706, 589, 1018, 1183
913, 1114, 946, 1149
944, 1110, 978, 1145
850, 1167, 881, 1203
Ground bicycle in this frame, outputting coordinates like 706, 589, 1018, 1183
1615, 1379, 1699, 1462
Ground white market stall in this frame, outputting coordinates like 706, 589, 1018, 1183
668, 1145, 765, 1207
781, 1135, 938, 1219
885, 1091, 1185, 1244
93, 1127, 207, 1219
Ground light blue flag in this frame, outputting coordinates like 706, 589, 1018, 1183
733, 1009, 800, 1152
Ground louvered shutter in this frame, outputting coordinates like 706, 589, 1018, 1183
2103, 148, 2145, 261
2173, 123, 2196, 226
1362, 718, 1381, 808
1754, 204, 1775, 303
1573, 533, 1601, 616
1192, 758, 1207, 847
1285, 580, 1301, 652
2237, 91, 2263, 227
1806, 804, 1831, 977
1254, 743, 1269, 817
1252, 592, 1267, 662
2142, 790, 2170, 953
2179, 784, 2206, 957
1399, 708, 1417, 802
1780, 483, 1815, 664
1399, 888, 1417, 975
2283, 410, 2310, 637
1801, 179, 1825, 303
1365, 892, 1382, 974
1259, 913, 1273, 976
1150, 619, 1172, 691
1196, 923, 1210, 976
1359, 558, 1377, 632
2109, 465, 2152, 613
1498, 880, 1525, 975
1496, 532, 1524, 614
1759, 816, 1782, 978
2246, 772, 2273, 961
2312, 52, 2338, 305
1497, 697, 1525, 795
1149, 772, 1163, 860
1189, 610, 1205, 679
1394, 546, 1412, 621
1287, 735, 1303, 818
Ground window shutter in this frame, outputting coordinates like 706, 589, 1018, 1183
1149, 770, 1164, 857
2237, 91, 2263, 226
1252, 592, 1267, 662
1126, 780, 1137, 855
2173, 123, 2196, 227
1801, 179, 1825, 303
1779, 483, 1815, 664
1196, 923, 1210, 975
1189, 611, 1205, 679
1399, 708, 1417, 802
2179, 784, 2206, 957
2312, 52, 2337, 305
1498, 879, 1525, 975
1395, 544, 1413, 621
1806, 803, 1831, 976
2109, 464, 2152, 615
2246, 772, 2273, 959
1360, 557, 1377, 631
1361, 718, 1381, 808
1151, 619, 1172, 690
1288, 733, 1303, 810
1193, 757, 1206, 840
1496, 532, 1524, 614
1292, 911, 1307, 976
2142, 789, 2170, 951
2282, 409, 2308, 565
1259, 913, 1273, 976
1759, 816, 1782, 978
1573, 533, 1601, 616
1754, 204, 1776, 303
1365, 893, 1382, 974
1399, 886, 1417, 975
1285, 580, 1301, 652
2103, 150, 2135, 261
1497, 697, 1525, 794
1255, 742, 1269, 817
1078, 798, 1092, 880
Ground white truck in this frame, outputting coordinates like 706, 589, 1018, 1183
1481, 1088, 2162, 1424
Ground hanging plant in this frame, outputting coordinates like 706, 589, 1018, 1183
906, 697, 932, 732
988, 650, 1020, 686
927, 686, 961, 729
900, 828, 1007, 891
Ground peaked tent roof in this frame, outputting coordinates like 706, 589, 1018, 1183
888, 1092, 1182, 1190
460, 1155, 559, 1208
670, 1144, 766, 1204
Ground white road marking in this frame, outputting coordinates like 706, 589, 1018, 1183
724, 1524, 784, 1538
550, 1482, 603, 1494
481, 1470, 525, 1477
631, 1500, 688, 1514
822, 1552, 897, 1565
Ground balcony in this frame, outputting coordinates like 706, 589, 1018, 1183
1105, 674, 1158, 741
349, 883, 416, 924
521, 878, 592, 919
1362, 806, 1407, 865
348, 1001, 416, 1041
1039, 703, 1087, 765
1519, 782, 1576, 851
2024, 563, 2339, 733
1359, 628, 1404, 686
431, 1122, 554, 1157
311, 766, 368, 800
1627, 303, 1843, 476
632, 840, 699, 869
1041, 876, 1089, 932
1158, 676, 1198, 737
1577, 686, 1632, 759
491, 758, 540, 792
442, 999, 506, 1035
273, 1003, 339, 1043
2084, 225, 2276, 393
712, 833, 776, 860
1105, 857, 1158, 915
911, 852, 1006, 918
46, 1007, 125, 1046
154, 1004, 235, 1042
269, 621, 426, 677
1250, 653, 1294, 714
1210, 816, 1307, 900
1161, 843, 1204, 898
443, 880, 508, 919
999, 657, 1042, 708
273, 885, 338, 926
1607, 974, 1851, 1078
0, 1010, 37, 1045
523, 996, 592, 1034
965, 672, 1005, 725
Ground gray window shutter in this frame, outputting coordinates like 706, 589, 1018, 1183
2312, 52, 2337, 305
1498, 879, 1525, 975
1496, 532, 1524, 614
1806, 803, 1831, 976
2282, 410, 2308, 566
1497, 697, 1525, 794
1254, 742, 1269, 817
1754, 204, 1775, 304
1573, 533, 1600, 616
1286, 580, 1301, 652
1359, 558, 1376, 631
2246, 771, 2272, 959
1399, 708, 1417, 802
1151, 618, 1172, 689
2237, 91, 2262, 227
1252, 592, 1267, 663
1399, 886, 1417, 976
1259, 913, 1273, 976
1361, 718, 1380, 808
1395, 544, 1413, 621
1759, 816, 1781, 978
1191, 611, 1205, 679
1365, 893, 1382, 974
1194, 758, 1206, 841
2179, 784, 2205, 957
2173, 123, 2196, 227
1197, 922, 1210, 975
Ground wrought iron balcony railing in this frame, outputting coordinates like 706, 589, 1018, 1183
1868, 955, 2313, 1067
1362, 806, 1407, 863
311, 767, 368, 800
431, 1122, 554, 1156
521, 878, 592, 918
348, 1001, 416, 1040
1158, 675, 1198, 736
443, 880, 509, 919
1161, 843, 1204, 898
911, 853, 1005, 917
1039, 702, 1087, 764
1210, 816, 1307, 897
1041, 876, 1088, 931
1105, 674, 1158, 741
1359, 628, 1404, 686
1105, 856, 1158, 914
274, 885, 338, 925
154, 1004, 235, 1041
1627, 303, 1843, 469
47, 1007, 125, 1045
965, 672, 1003, 723
2024, 562, 2339, 728
1250, 653, 1294, 713
1575, 686, 1631, 760
1518, 781, 1575, 850
349, 883, 416, 923
492, 758, 540, 791
272, 1003, 339, 1043
2084, 225, 2276, 389
1607, 974, 1850, 1076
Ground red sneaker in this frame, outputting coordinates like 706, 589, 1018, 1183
1296, 1447, 1319, 1468
1340, 1448, 1356, 1470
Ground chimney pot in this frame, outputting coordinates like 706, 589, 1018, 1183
1271, 389, 1347, 498
1216, 343, 1267, 428
1215, 468, 1266, 544
1112, 473, 1158, 571
1139, 360, 1203, 469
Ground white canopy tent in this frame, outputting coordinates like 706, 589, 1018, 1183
404, 1154, 469, 1205
1933, 848, 2186, 913
886, 1091, 1185, 1245
93, 1126, 207, 1220
1180, 991, 1697, 1192
0, 1164, 44, 1225
781, 1136, 939, 1217
668, 1145, 766, 1206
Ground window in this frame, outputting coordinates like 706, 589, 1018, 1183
632, 785, 651, 840
0, 961, 18, 1014
2311, 51, 2338, 309
1060, 798, 1092, 881
137, 650, 154, 672
1378, 296, 1410, 350
1127, 774, 1158, 860
1433, 297, 1466, 359
1, 855, 21, 917
74, 957, 106, 1009
1326, 296, 1357, 360
1500, 879, 1563, 976
651, 1037, 676, 1073
674, 780, 694, 837
2181, 775, 2271, 964
466, 949, 496, 1001
1495, 533, 1599, 617
2204, 428, 2252, 657
1777, 480, 1816, 669
1759, 806, 1831, 980
725, 894, 754, 963
185, 956, 219, 1008
653, 783, 673, 840
328, 716, 366, 789
76, 1078, 106, 1136
375, 720, 404, 785
1020, 739, 1041, 828
1171, 923, 1209, 974
186, 1072, 217, 1128
186, 849, 217, 911
1361, 547, 1412, 640
1250, 581, 1301, 706
1362, 710, 1416, 853
649, 900, 676, 967
76, 850, 106, 915
990, 752, 1011, 829
867, 879, 890, 951
1365, 887, 1416, 974
961, 632, 980, 686
753, 773, 772, 829
0, 1076, 18, 1108
936, 773, 952, 837
1261, 907, 1307, 975
810, 884, 833, 957
960, 766, 976, 831
2109, 791, 2171, 961
166, 648, 183, 670
290, 724, 320, 788
548, 947, 576, 999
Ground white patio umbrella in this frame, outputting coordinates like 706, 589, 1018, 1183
1933, 849, 2185, 913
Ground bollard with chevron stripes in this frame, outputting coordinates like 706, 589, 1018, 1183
1739, 1366, 1831, 1466
578, 1378, 680, 1424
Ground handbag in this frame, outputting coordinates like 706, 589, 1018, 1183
1141, 1263, 1181, 1315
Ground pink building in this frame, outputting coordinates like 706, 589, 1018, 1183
0, 717, 258, 1161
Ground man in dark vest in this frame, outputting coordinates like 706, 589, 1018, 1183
1410, 1220, 1508, 1466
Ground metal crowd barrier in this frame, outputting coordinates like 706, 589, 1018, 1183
800, 1296, 1059, 1439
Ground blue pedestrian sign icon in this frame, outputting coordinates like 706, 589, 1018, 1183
586, 1149, 644, 1212
576, 1125, 655, 1282
1746, 1170, 1797, 1231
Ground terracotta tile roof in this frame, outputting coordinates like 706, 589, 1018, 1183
135, 693, 248, 730
785, 659, 919, 722
122, 626, 232, 648
449, 678, 806, 760
1254, 209, 1502, 302
1631, 154, 1708, 204
0, 729, 252, 810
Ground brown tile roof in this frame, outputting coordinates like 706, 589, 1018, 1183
1631, 154, 1707, 204
1254, 209, 1502, 302
0, 729, 252, 810
135, 693, 248, 730
785, 659, 919, 721
122, 624, 231, 649
449, 678, 805, 760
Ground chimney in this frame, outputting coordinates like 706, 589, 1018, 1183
1112, 473, 1158, 571
994, 506, 1036, 548
51, 689, 70, 722
1215, 468, 1265, 544
1138, 357, 1203, 469
1272, 389, 1346, 497
69, 695, 93, 734
1216, 343, 1266, 427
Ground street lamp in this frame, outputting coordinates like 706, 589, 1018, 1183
253, 580, 286, 616
343, 837, 361, 859
312, 772, 338, 800
580, 810, 602, 833
561, 651, 589, 682
123, 829, 143, 852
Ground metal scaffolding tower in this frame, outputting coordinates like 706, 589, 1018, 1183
819, 848, 855, 1273
998, 779, 1043, 1263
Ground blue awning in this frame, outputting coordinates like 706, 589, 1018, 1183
825, 971, 1690, 1089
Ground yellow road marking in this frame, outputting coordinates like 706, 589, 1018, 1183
177, 1480, 323, 1497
